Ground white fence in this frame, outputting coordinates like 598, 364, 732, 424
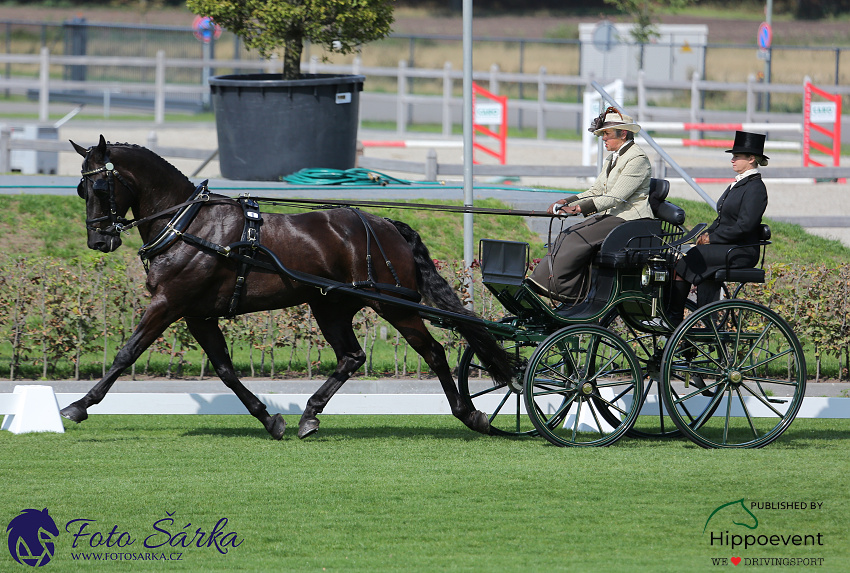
2, 48, 848, 136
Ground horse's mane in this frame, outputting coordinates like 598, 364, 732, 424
107, 141, 194, 189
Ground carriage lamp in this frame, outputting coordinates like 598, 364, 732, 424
641, 255, 669, 287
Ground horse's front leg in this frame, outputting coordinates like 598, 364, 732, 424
60, 299, 176, 423
184, 317, 286, 440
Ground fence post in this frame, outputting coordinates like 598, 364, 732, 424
0, 125, 11, 173
397, 60, 407, 136
689, 71, 699, 141
425, 148, 437, 181
537, 66, 547, 140
489, 63, 499, 94
155, 50, 165, 125
442, 62, 453, 137
637, 69, 646, 121
746, 74, 755, 122
352, 55, 361, 76
39, 46, 49, 122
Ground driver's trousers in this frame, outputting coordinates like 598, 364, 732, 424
529, 214, 624, 301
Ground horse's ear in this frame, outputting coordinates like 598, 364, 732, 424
70, 140, 88, 157
96, 134, 108, 155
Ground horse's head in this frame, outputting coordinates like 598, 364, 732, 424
71, 135, 136, 253
6, 508, 60, 567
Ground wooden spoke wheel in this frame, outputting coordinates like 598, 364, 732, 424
458, 338, 538, 437
523, 325, 643, 447
660, 300, 806, 449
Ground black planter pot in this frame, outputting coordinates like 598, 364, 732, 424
209, 73, 365, 181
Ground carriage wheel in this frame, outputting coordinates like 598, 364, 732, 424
523, 325, 643, 447
599, 304, 718, 439
458, 339, 538, 436
660, 300, 806, 449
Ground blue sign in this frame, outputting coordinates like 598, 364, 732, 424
757, 22, 772, 50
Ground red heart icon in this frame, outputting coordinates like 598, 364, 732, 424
731, 557, 742, 566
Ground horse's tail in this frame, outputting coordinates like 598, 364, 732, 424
388, 219, 515, 386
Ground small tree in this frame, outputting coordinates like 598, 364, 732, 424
604, 0, 692, 44
187, 0, 396, 80
603, 0, 692, 68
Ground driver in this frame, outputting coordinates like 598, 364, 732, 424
528, 108, 653, 303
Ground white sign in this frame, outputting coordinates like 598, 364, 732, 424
474, 103, 502, 125
810, 101, 837, 123
335, 92, 352, 105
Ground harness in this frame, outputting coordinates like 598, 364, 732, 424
78, 157, 138, 236
79, 155, 421, 316
135, 189, 266, 317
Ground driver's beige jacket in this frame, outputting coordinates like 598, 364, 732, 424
567, 142, 653, 221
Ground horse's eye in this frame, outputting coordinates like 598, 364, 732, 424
76, 180, 86, 199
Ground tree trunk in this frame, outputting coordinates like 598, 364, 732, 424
283, 36, 303, 80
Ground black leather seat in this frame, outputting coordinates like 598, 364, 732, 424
711, 224, 771, 284
595, 178, 685, 269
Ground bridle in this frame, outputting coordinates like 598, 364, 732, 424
78, 150, 139, 237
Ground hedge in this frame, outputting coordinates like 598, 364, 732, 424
0, 254, 847, 381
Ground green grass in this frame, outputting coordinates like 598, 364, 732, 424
1, 415, 848, 571
0, 195, 544, 263
671, 197, 850, 266
3, 193, 849, 267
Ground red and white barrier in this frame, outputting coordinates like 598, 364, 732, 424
361, 140, 463, 148
647, 137, 800, 151
641, 122, 802, 133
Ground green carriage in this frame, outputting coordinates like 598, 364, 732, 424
458, 179, 806, 448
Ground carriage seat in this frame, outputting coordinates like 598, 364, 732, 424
711, 224, 771, 284
594, 178, 684, 269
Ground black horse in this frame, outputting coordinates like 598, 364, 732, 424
62, 136, 513, 439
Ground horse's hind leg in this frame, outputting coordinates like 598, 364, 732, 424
385, 310, 490, 434
185, 317, 286, 440
298, 304, 366, 439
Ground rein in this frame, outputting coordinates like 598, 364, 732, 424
93, 192, 564, 242
249, 196, 559, 217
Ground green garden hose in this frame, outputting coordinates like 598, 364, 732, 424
283, 168, 444, 186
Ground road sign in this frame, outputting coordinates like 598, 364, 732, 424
193, 16, 222, 43
592, 21, 619, 53
757, 22, 772, 50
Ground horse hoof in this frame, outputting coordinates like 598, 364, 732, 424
298, 418, 320, 439
60, 404, 88, 423
470, 410, 491, 435
265, 414, 286, 440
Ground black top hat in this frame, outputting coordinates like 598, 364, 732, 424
726, 131, 769, 160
